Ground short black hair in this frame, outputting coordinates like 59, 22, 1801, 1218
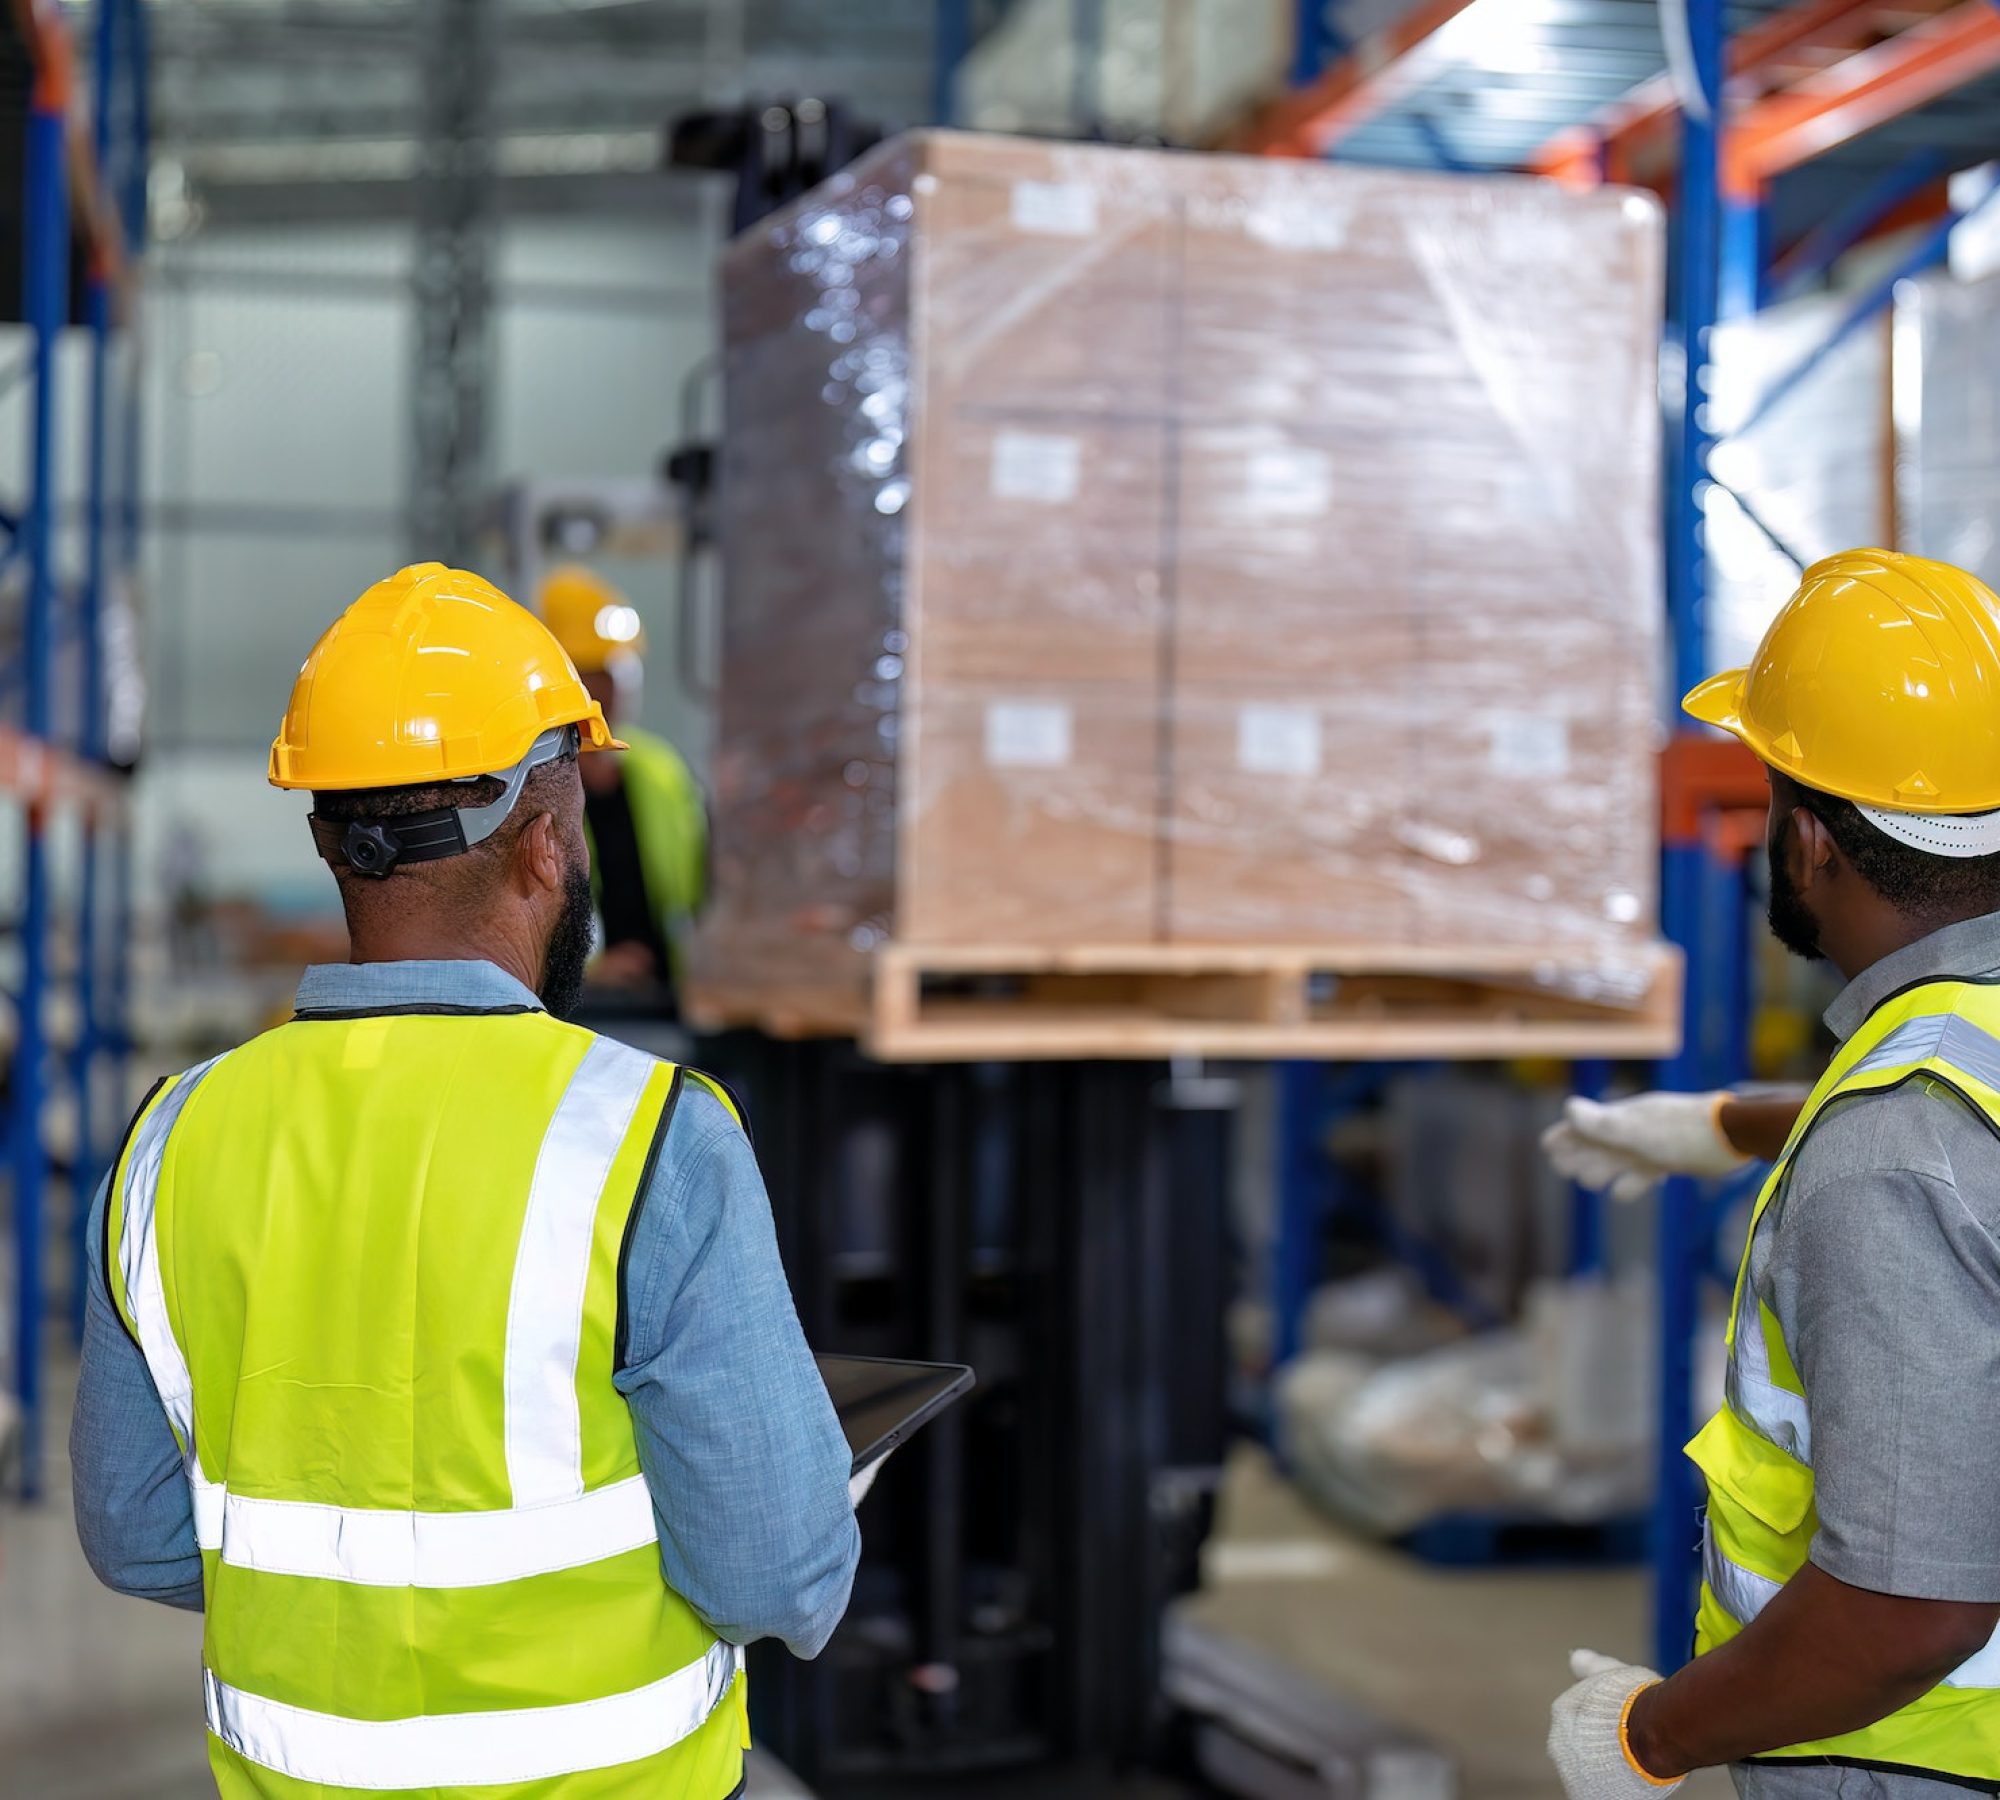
310, 759, 573, 923
1772, 769, 2000, 924
311, 774, 505, 824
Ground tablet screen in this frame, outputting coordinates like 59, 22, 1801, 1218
816, 1354, 975, 1475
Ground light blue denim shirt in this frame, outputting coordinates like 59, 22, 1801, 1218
70, 958, 859, 1658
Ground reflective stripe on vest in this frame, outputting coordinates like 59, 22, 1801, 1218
203, 1641, 746, 1791
115, 1056, 224, 1449
1691, 980, 2000, 1780
184, 1447, 658, 1586
114, 1017, 744, 1795
1704, 1533, 2000, 1691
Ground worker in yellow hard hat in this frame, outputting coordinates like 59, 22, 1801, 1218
1545, 551, 2000, 1800
71, 564, 859, 1798
539, 564, 708, 1014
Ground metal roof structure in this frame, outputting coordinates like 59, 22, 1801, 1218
142, 0, 941, 218
1242, 0, 2000, 250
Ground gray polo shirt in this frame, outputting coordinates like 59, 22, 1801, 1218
1734, 911, 2000, 1800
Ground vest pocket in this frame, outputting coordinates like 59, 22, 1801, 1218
1686, 1407, 1813, 1536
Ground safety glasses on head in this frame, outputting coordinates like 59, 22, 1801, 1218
308, 725, 580, 879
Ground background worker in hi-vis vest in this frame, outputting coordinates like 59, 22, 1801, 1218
1544, 550, 2000, 1800
538, 566, 709, 1018
70, 563, 861, 1799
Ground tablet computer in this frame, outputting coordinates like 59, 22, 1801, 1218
816, 1353, 975, 1476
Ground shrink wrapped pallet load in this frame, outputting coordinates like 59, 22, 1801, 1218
693, 131, 1672, 1055
1898, 268, 2000, 589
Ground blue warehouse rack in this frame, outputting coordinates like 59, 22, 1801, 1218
1233, 0, 2000, 1681
4, 0, 145, 1499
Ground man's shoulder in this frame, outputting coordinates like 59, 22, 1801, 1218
1792, 1071, 1998, 1195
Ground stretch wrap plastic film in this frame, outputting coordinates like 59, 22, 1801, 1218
696, 132, 1667, 1015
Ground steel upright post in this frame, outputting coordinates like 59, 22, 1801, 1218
14, 47, 73, 1497
70, 0, 124, 1342
1654, 0, 1727, 1676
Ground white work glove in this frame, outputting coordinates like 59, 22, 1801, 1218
1549, 1649, 1682, 1800
849, 1453, 889, 1509
1541, 1092, 1748, 1203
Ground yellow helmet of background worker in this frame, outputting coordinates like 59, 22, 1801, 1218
539, 564, 647, 676
1684, 548, 2000, 851
268, 562, 623, 792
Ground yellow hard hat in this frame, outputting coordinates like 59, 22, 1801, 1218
539, 564, 647, 676
268, 562, 623, 792
1684, 549, 2000, 830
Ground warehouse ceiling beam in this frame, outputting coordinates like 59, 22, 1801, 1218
1724, 0, 2000, 192
1221, 0, 1488, 156
1532, 0, 1962, 186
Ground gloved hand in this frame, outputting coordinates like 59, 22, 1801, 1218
1541, 1092, 1749, 1203
1549, 1649, 1682, 1800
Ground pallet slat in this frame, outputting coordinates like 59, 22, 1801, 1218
690, 940, 1683, 1063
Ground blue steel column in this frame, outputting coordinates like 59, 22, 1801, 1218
1292, 0, 1336, 85
1654, 0, 1727, 1676
111, 0, 145, 1175
14, 71, 73, 1499
1567, 1060, 1610, 1275
71, 0, 122, 1341
1720, 191, 1766, 321
932, 0, 969, 126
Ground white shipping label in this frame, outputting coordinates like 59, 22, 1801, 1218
1245, 445, 1334, 519
1237, 704, 1323, 778
1486, 712, 1570, 780
990, 431, 1082, 505
985, 701, 1074, 770
1011, 180, 1098, 238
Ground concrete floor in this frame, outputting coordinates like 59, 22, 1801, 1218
1, 1356, 210, 1800
1179, 1445, 1734, 1800
2, 1356, 1727, 1799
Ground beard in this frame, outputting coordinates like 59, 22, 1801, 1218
539, 862, 598, 1019
1766, 820, 1823, 962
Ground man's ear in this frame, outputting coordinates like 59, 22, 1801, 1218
515, 811, 563, 897
1789, 805, 1839, 888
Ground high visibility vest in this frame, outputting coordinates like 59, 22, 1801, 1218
1691, 977, 2000, 1782
595, 728, 707, 949
106, 1003, 750, 1799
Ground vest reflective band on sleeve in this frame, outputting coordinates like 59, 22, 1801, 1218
1707, 1529, 2000, 1690
204, 1639, 744, 1790
505, 1035, 656, 1507
119, 1057, 226, 1449
189, 1467, 657, 1588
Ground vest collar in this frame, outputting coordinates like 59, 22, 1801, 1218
1825, 910, 2000, 1043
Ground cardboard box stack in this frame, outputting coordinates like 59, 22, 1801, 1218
694, 132, 1666, 1017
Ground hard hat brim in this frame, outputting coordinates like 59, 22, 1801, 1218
1681, 668, 1748, 737
581, 711, 628, 754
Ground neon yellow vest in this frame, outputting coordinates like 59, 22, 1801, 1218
588, 727, 707, 963
107, 1006, 749, 1799
1690, 977, 2000, 1782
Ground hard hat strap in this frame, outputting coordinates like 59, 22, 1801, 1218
307, 726, 580, 879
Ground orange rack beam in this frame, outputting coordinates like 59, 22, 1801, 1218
1723, 0, 2000, 193
1534, 0, 1964, 188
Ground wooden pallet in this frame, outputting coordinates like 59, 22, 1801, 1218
691, 941, 1682, 1063
866, 940, 1683, 1063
